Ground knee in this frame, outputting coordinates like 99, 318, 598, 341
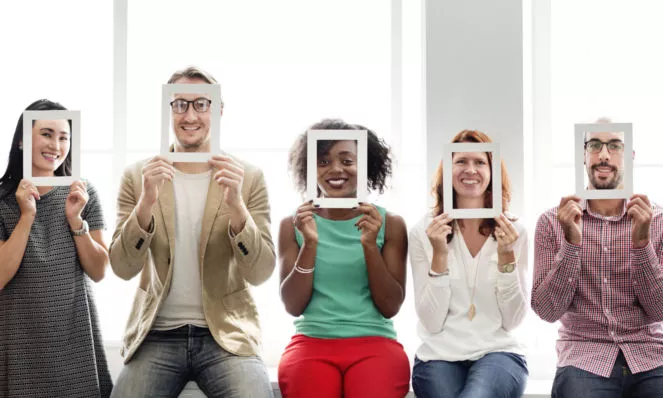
411, 359, 462, 398
344, 362, 410, 398
551, 366, 587, 398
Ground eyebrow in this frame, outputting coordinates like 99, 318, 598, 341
173, 95, 210, 100
587, 138, 623, 143
320, 150, 357, 157
40, 127, 70, 135
454, 154, 487, 160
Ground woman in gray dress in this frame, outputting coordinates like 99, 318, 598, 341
0, 99, 113, 397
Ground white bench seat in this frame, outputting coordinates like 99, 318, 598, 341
105, 344, 551, 397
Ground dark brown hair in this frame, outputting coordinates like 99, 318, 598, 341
288, 119, 392, 195
0, 99, 72, 198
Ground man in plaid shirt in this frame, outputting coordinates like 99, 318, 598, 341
532, 126, 663, 397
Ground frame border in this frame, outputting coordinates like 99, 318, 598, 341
307, 129, 368, 208
574, 123, 633, 199
161, 83, 221, 162
22, 110, 81, 186
442, 142, 502, 219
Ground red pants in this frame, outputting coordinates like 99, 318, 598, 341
278, 334, 411, 398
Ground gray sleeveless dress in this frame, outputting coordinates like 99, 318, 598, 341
0, 182, 112, 397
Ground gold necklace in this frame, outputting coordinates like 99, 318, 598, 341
455, 223, 482, 321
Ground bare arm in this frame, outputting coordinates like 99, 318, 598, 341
360, 209, 407, 318
279, 200, 321, 316
72, 227, 109, 282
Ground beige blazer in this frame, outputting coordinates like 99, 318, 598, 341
109, 157, 275, 363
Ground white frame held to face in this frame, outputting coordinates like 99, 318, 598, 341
22, 110, 81, 186
575, 122, 633, 200
442, 142, 502, 219
161, 83, 222, 163
307, 129, 368, 209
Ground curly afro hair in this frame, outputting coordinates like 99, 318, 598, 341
288, 119, 393, 195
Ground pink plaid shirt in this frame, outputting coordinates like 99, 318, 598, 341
532, 200, 663, 377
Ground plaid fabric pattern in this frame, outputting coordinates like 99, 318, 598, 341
532, 200, 663, 377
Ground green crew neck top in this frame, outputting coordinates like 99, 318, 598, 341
294, 205, 396, 339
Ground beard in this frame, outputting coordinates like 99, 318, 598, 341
175, 130, 209, 151
588, 162, 624, 190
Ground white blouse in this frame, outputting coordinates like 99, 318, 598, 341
409, 213, 530, 362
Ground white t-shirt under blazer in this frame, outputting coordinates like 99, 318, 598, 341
409, 213, 529, 362
153, 169, 211, 330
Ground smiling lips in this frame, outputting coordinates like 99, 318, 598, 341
460, 178, 480, 186
180, 125, 200, 133
326, 178, 348, 189
42, 152, 60, 162
594, 165, 615, 178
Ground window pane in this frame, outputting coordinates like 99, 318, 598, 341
634, 166, 663, 203
549, 0, 663, 165
126, 0, 391, 152
0, 0, 113, 160
80, 153, 133, 342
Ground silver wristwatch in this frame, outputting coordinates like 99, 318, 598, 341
71, 220, 89, 236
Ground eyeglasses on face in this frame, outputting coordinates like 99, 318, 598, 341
169, 98, 212, 114
584, 139, 624, 154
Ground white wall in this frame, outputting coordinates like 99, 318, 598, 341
425, 0, 524, 216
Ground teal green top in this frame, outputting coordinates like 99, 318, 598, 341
294, 205, 397, 339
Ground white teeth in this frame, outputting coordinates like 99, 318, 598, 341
328, 179, 346, 187
42, 153, 59, 160
462, 180, 479, 185
182, 126, 199, 131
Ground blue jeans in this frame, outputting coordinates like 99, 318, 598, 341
412, 352, 528, 398
552, 351, 663, 398
110, 325, 273, 398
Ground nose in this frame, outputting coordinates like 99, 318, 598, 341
47, 136, 60, 150
466, 163, 477, 174
183, 104, 197, 122
330, 161, 343, 172
599, 144, 610, 161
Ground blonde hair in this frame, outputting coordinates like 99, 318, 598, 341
167, 66, 224, 109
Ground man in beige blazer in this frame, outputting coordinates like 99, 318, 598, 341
109, 66, 275, 398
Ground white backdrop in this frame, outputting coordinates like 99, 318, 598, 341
4, 0, 663, 383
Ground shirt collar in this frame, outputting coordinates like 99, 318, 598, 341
581, 199, 627, 221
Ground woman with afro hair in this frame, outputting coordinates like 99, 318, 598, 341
277, 119, 410, 398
